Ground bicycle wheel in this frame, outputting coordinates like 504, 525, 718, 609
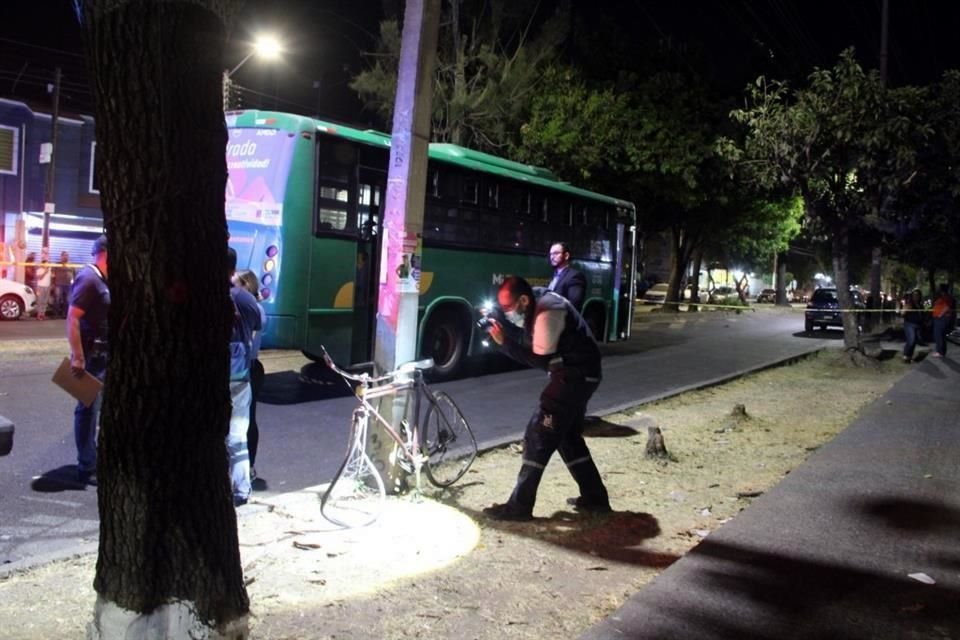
422, 391, 478, 487
321, 413, 386, 528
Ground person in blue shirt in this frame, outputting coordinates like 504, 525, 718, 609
66, 235, 110, 485
237, 269, 267, 482
227, 249, 262, 506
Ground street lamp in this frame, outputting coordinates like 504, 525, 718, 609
223, 33, 284, 110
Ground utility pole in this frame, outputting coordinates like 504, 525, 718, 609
41, 67, 62, 250
868, 0, 889, 326
371, 0, 441, 492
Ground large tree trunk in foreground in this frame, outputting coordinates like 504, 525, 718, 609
84, 1, 248, 636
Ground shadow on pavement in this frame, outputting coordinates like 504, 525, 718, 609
583, 416, 640, 438
853, 496, 960, 534
793, 330, 844, 340
259, 370, 352, 406
452, 500, 678, 570
30, 465, 88, 492
626, 537, 960, 639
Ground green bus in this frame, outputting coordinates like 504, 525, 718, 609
225, 110, 637, 378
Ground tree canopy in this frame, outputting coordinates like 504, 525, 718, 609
730, 49, 932, 349
351, 0, 566, 151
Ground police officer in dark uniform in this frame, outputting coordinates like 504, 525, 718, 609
66, 234, 110, 485
482, 276, 610, 521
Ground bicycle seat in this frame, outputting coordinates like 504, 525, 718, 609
398, 358, 434, 373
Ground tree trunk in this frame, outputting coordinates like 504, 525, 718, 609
666, 227, 693, 312
831, 222, 862, 352
867, 245, 882, 331
688, 249, 703, 312
84, 1, 248, 636
775, 252, 789, 305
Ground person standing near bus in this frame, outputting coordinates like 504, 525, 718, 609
547, 242, 586, 311
237, 270, 266, 482
227, 248, 262, 506
67, 235, 110, 485
481, 276, 610, 521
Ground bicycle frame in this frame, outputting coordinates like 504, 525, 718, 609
323, 347, 433, 493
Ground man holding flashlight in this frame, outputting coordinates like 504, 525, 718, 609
481, 276, 610, 521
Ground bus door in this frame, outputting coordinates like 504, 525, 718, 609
352, 168, 385, 363
613, 216, 637, 340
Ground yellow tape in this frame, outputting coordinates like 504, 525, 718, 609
0, 261, 86, 268
642, 301, 919, 313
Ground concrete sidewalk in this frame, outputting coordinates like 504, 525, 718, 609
581, 352, 960, 640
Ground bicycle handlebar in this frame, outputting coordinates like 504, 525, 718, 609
319, 345, 424, 387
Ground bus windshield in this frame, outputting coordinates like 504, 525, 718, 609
225, 127, 295, 227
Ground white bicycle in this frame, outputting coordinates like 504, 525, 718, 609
319, 347, 478, 528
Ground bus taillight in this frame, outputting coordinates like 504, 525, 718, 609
264, 259, 276, 273
266, 245, 279, 257
260, 288, 271, 300
261, 273, 274, 286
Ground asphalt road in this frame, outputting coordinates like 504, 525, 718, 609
0, 309, 830, 567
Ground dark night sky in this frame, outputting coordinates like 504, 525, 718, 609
2, 1, 960, 124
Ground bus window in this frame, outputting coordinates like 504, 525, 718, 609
427, 168, 440, 198
547, 197, 569, 226
487, 182, 500, 209
358, 183, 381, 239
316, 139, 357, 234
461, 177, 479, 205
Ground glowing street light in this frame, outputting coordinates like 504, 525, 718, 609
223, 33, 284, 109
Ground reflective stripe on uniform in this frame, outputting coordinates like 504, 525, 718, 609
521, 458, 546, 470
565, 455, 592, 468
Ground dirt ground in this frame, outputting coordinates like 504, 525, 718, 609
0, 350, 908, 639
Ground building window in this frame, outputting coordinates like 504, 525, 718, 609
89, 142, 100, 193
0, 125, 19, 175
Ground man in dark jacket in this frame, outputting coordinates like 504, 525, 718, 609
547, 242, 586, 311
481, 276, 610, 521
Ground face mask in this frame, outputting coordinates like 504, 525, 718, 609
505, 309, 525, 328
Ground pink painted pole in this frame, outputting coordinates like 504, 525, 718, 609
374, 0, 441, 373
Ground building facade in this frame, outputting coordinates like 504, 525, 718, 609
0, 98, 103, 280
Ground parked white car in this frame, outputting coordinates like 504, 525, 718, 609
0, 278, 37, 320
642, 283, 669, 305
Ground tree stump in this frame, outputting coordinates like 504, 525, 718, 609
645, 426, 669, 459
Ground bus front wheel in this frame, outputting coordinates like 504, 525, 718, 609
422, 311, 466, 380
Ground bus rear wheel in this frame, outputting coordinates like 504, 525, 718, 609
422, 311, 466, 380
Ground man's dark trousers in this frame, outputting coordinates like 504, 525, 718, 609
507, 367, 608, 514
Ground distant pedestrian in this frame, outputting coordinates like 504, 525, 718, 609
900, 289, 924, 362
546, 242, 586, 312
66, 235, 110, 485
35, 248, 52, 320
237, 269, 266, 482
931, 284, 956, 358
24, 252, 36, 289
53, 251, 75, 316
227, 249, 262, 506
